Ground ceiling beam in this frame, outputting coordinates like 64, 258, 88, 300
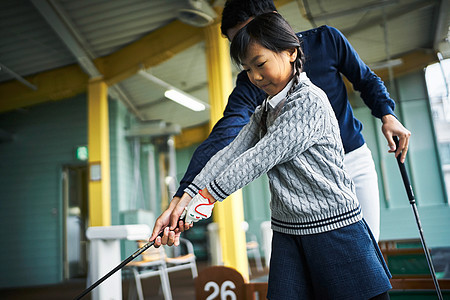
274, 0, 295, 7
433, 0, 450, 49
85, 0, 292, 88
0, 0, 293, 114
0, 63, 37, 91
31, 0, 101, 78
174, 123, 210, 149
109, 85, 144, 119
31, 0, 146, 119
0, 64, 88, 113
374, 49, 437, 81
344, 49, 437, 97
0, 20, 203, 113
342, 0, 438, 37
95, 20, 204, 86
311, 0, 397, 22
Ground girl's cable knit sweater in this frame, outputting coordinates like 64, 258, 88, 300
185, 73, 362, 235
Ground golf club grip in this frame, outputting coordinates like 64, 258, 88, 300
393, 136, 415, 202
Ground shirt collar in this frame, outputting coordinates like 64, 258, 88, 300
266, 78, 293, 110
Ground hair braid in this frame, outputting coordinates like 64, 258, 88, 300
287, 47, 304, 97
259, 106, 269, 137
230, 13, 305, 136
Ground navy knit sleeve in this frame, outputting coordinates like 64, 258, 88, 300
327, 26, 396, 119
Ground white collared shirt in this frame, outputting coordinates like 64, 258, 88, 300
265, 72, 308, 111
266, 78, 293, 111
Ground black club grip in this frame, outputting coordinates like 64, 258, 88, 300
393, 136, 415, 202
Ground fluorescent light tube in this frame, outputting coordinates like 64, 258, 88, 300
138, 70, 208, 112
164, 89, 206, 111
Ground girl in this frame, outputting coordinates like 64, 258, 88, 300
161, 12, 392, 299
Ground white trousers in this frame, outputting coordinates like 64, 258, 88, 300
344, 143, 380, 241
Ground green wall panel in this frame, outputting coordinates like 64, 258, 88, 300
402, 99, 444, 206
0, 94, 87, 288
108, 100, 157, 260
353, 70, 450, 247
109, 99, 137, 224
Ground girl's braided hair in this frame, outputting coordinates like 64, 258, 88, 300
230, 12, 305, 135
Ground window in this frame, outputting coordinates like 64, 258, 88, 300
425, 57, 450, 200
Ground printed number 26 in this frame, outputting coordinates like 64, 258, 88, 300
204, 280, 237, 300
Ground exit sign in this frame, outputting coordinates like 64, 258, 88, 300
76, 146, 88, 161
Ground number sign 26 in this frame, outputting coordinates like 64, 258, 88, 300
195, 266, 246, 299
205, 280, 237, 300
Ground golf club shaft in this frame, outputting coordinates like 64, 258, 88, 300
74, 239, 156, 300
410, 204, 442, 297
393, 136, 443, 300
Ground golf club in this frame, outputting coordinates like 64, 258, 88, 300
393, 136, 443, 300
74, 221, 182, 300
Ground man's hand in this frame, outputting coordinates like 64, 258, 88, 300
381, 114, 411, 163
182, 190, 216, 224
149, 196, 187, 247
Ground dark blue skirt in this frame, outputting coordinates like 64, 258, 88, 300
267, 219, 391, 300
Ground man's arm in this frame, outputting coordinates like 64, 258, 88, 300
329, 26, 395, 118
329, 26, 411, 161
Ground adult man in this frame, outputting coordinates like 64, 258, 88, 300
150, 0, 410, 246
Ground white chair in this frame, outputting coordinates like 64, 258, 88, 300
164, 237, 198, 278
126, 238, 198, 300
125, 242, 172, 300
206, 222, 223, 265
242, 221, 263, 274
260, 221, 272, 268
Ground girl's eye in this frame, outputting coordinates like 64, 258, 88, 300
257, 61, 266, 68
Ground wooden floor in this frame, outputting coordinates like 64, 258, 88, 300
0, 260, 269, 300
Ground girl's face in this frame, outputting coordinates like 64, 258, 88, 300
241, 42, 297, 96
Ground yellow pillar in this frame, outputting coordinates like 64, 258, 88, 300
88, 78, 111, 226
204, 22, 249, 281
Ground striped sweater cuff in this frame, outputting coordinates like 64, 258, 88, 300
184, 182, 202, 198
206, 180, 229, 202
